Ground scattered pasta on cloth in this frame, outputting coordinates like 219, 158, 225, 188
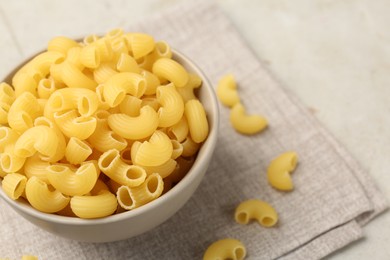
0, 1, 387, 259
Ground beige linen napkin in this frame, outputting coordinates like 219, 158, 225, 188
0, 1, 387, 259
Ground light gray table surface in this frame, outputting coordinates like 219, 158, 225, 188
0, 0, 389, 259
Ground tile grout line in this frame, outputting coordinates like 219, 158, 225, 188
0, 5, 24, 57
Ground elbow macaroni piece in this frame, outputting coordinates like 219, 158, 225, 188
125, 33, 155, 59
65, 137, 93, 165
267, 151, 298, 191
203, 238, 246, 260
2, 173, 27, 200
156, 83, 184, 127
184, 99, 209, 143
116, 173, 164, 210
229, 103, 267, 135
152, 58, 189, 88
47, 162, 98, 196
25, 176, 70, 213
216, 74, 240, 107
234, 199, 278, 227
131, 130, 173, 167
48, 36, 79, 55
7, 92, 41, 133
54, 109, 97, 140
108, 106, 158, 140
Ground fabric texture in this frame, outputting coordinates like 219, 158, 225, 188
0, 1, 387, 259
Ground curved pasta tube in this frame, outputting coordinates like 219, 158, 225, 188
65, 137, 93, 165
104, 72, 146, 106
131, 130, 173, 167
229, 103, 267, 135
156, 83, 184, 127
152, 58, 189, 88
0, 82, 15, 105
234, 199, 278, 227
2, 173, 27, 200
0, 126, 19, 152
119, 95, 142, 116
34, 116, 66, 162
23, 154, 50, 183
47, 87, 99, 117
203, 238, 246, 260
14, 125, 58, 158
37, 78, 57, 99
18, 51, 65, 78
216, 74, 240, 107
0, 102, 10, 124
142, 70, 160, 95
176, 73, 202, 102
65, 46, 84, 70
87, 110, 127, 152
11, 70, 39, 97
92, 38, 113, 62
80, 44, 100, 69
116, 173, 164, 210
117, 53, 141, 73
8, 92, 41, 132
47, 36, 79, 55
141, 96, 160, 111
181, 136, 201, 157
25, 176, 70, 213
0, 146, 26, 174
125, 33, 155, 59
184, 99, 209, 143
47, 162, 99, 196
60, 61, 97, 90
138, 158, 177, 178
267, 151, 298, 191
108, 106, 158, 140
167, 116, 189, 143
70, 189, 117, 219
83, 34, 99, 45
53, 110, 97, 140
171, 140, 183, 159
93, 62, 118, 84
98, 149, 146, 187
95, 84, 110, 110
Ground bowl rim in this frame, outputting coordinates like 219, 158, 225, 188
0, 49, 220, 225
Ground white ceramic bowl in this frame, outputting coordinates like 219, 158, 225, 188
0, 50, 219, 242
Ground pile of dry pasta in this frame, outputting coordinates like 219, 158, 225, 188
0, 28, 209, 219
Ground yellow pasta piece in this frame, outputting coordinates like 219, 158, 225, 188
154, 41, 172, 59
142, 70, 160, 96
70, 190, 117, 219
0, 128, 25, 173
8, 92, 41, 133
98, 149, 146, 187
22, 255, 38, 260
131, 130, 173, 167
138, 158, 177, 179
171, 140, 183, 159
80, 44, 101, 69
125, 33, 155, 59
216, 74, 240, 107
34, 116, 66, 162
65, 46, 84, 70
93, 62, 118, 84
0, 126, 20, 152
14, 125, 58, 158
2, 173, 27, 200
23, 154, 50, 183
47, 162, 98, 196
203, 238, 246, 260
152, 58, 189, 88
87, 110, 127, 152
25, 176, 70, 213
108, 106, 158, 140
230, 103, 267, 135
267, 151, 298, 191
83, 34, 99, 45
11, 70, 39, 97
116, 173, 164, 210
180, 136, 200, 157
167, 116, 189, 143
184, 99, 209, 143
18, 51, 65, 78
176, 73, 202, 102
92, 38, 113, 62
0, 102, 10, 125
60, 61, 97, 90
118, 95, 142, 116
65, 137, 93, 165
104, 72, 146, 103
141, 96, 160, 111
116, 53, 141, 73
156, 83, 184, 127
235, 199, 278, 227
53, 109, 97, 140
0, 82, 15, 105
47, 36, 79, 55
37, 78, 57, 99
